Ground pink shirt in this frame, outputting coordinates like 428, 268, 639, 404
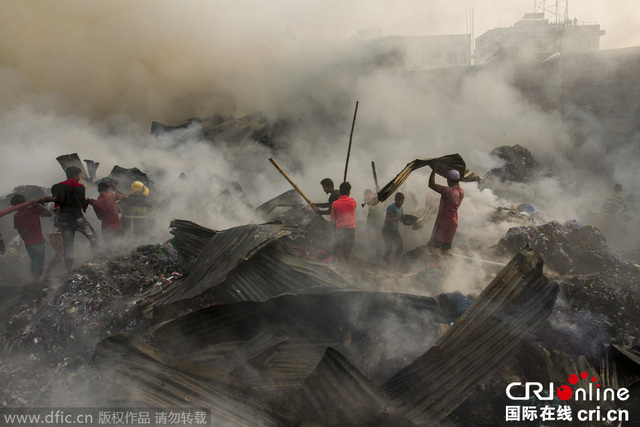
331, 195, 357, 229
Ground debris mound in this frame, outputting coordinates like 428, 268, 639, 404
496, 220, 621, 274
484, 144, 540, 183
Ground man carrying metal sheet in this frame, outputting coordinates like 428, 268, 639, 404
427, 163, 464, 264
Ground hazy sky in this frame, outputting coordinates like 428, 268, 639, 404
276, 0, 638, 49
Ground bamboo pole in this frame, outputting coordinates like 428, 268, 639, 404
268, 158, 316, 209
342, 101, 359, 183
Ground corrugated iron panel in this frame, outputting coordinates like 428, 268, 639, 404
383, 247, 559, 425
93, 334, 304, 426
303, 347, 415, 426
143, 224, 291, 311
152, 292, 444, 391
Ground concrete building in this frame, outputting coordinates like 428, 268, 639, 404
475, 13, 605, 64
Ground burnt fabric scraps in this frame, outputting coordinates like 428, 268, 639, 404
382, 247, 559, 425
376, 153, 481, 203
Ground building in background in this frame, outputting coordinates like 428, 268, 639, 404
474, 7, 605, 64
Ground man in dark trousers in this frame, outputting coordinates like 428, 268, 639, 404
313, 178, 341, 215
331, 181, 357, 268
119, 181, 154, 245
55, 166, 100, 272
382, 192, 405, 263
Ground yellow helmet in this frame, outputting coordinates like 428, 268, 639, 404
129, 181, 150, 196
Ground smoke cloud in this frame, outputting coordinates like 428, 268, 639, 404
0, 0, 638, 262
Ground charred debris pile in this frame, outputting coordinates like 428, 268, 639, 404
0, 146, 639, 424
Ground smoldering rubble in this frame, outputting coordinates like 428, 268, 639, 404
0, 165, 639, 426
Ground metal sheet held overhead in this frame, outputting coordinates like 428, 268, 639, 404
56, 153, 88, 182
377, 153, 481, 203
383, 247, 560, 425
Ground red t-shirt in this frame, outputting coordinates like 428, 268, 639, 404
331, 195, 357, 229
14, 206, 46, 246
93, 192, 124, 230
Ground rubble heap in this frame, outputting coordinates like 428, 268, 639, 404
496, 219, 620, 275
0, 243, 182, 406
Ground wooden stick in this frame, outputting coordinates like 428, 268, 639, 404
342, 101, 359, 183
371, 161, 379, 192
268, 158, 316, 208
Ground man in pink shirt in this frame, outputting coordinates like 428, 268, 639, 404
90, 181, 127, 252
330, 181, 357, 268
428, 165, 464, 264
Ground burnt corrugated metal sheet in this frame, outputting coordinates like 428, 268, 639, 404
94, 247, 562, 425
141, 224, 292, 313
168, 219, 217, 272
56, 153, 88, 181
144, 239, 353, 326
93, 334, 305, 426
303, 347, 416, 426
377, 154, 481, 203
254, 189, 303, 217
151, 292, 445, 392
383, 247, 559, 425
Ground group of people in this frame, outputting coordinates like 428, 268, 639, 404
313, 163, 466, 269
7, 166, 154, 286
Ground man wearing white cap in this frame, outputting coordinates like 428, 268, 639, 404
427, 164, 464, 263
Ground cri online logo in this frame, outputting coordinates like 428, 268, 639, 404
507, 371, 630, 402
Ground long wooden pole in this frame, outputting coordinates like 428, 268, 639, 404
342, 101, 359, 183
371, 161, 379, 192
268, 158, 316, 208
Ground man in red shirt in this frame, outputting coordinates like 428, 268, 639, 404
90, 181, 127, 252
330, 181, 357, 268
11, 194, 52, 284
428, 165, 465, 264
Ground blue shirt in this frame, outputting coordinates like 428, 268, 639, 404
382, 203, 403, 232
